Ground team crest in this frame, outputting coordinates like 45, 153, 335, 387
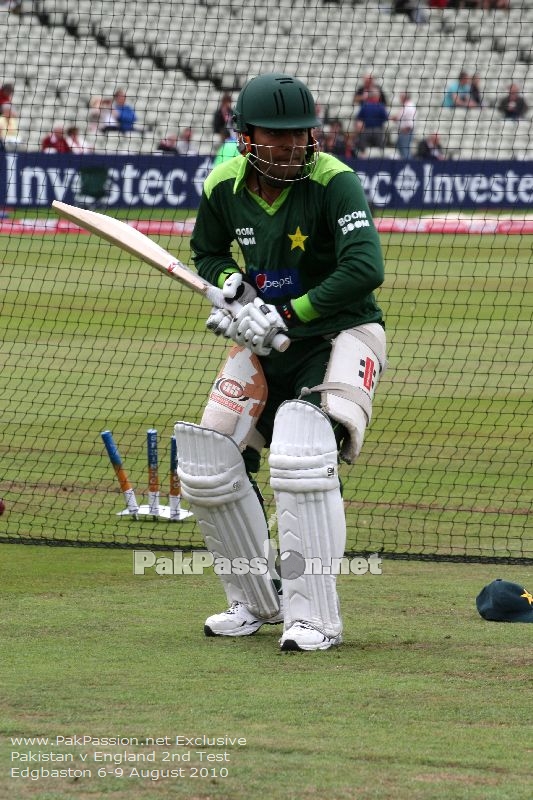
288, 226, 308, 251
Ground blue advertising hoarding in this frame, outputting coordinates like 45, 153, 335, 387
0, 153, 213, 209
1, 152, 533, 210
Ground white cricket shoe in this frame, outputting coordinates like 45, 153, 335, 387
280, 621, 342, 652
204, 601, 283, 637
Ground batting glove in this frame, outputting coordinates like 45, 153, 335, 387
226, 297, 288, 356
206, 272, 257, 338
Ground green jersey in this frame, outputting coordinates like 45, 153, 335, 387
191, 152, 384, 339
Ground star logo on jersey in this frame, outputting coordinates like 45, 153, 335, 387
521, 589, 533, 605
288, 226, 308, 251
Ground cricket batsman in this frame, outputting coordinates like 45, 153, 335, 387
174, 73, 386, 651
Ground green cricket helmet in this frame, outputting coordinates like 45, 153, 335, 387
233, 73, 321, 133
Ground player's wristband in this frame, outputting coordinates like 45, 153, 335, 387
217, 267, 240, 288
275, 302, 300, 329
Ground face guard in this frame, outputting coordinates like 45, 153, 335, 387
243, 135, 319, 184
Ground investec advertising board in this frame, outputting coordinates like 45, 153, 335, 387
1, 153, 212, 209
2, 153, 533, 209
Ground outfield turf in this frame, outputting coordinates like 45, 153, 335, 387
1, 214, 532, 558
1, 546, 533, 800
0, 211, 532, 798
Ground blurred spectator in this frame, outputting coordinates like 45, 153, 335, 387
354, 87, 389, 155
470, 73, 483, 108
87, 96, 104, 133
156, 128, 199, 155
65, 126, 92, 153
321, 119, 351, 158
156, 133, 179, 154
497, 83, 528, 120
213, 93, 233, 144
390, 92, 416, 159
393, 0, 429, 23
112, 88, 138, 133
98, 98, 120, 132
175, 127, 199, 155
314, 101, 326, 129
443, 71, 477, 109
354, 73, 387, 106
41, 124, 71, 153
0, 82, 15, 109
0, 0, 22, 11
0, 103, 22, 150
213, 133, 240, 166
416, 132, 446, 160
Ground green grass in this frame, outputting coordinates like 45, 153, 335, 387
1, 547, 533, 799
1, 211, 532, 798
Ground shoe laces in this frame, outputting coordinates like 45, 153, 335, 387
292, 621, 329, 639
294, 621, 317, 631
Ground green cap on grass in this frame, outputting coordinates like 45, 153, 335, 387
476, 579, 533, 623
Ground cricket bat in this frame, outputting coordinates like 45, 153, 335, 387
52, 201, 290, 353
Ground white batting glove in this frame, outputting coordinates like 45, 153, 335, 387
205, 272, 257, 338
206, 306, 234, 336
226, 297, 288, 356
221, 272, 258, 304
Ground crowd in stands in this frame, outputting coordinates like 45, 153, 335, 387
317, 70, 529, 160
156, 127, 198, 155
41, 124, 92, 154
87, 89, 143, 135
0, 73, 530, 160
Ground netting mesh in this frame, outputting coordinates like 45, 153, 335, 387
1, 0, 532, 560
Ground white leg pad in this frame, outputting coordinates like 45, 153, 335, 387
174, 422, 280, 620
269, 400, 346, 638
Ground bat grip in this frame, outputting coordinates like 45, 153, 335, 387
269, 331, 291, 352
205, 286, 291, 353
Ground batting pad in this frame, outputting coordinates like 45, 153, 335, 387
269, 400, 345, 638
174, 422, 280, 620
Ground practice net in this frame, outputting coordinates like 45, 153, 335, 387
1, 0, 532, 561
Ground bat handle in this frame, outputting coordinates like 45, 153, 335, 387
206, 287, 291, 353
270, 331, 291, 352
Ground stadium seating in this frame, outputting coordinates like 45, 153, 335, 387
1, 1, 532, 158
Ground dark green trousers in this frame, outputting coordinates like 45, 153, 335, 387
242, 336, 346, 474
